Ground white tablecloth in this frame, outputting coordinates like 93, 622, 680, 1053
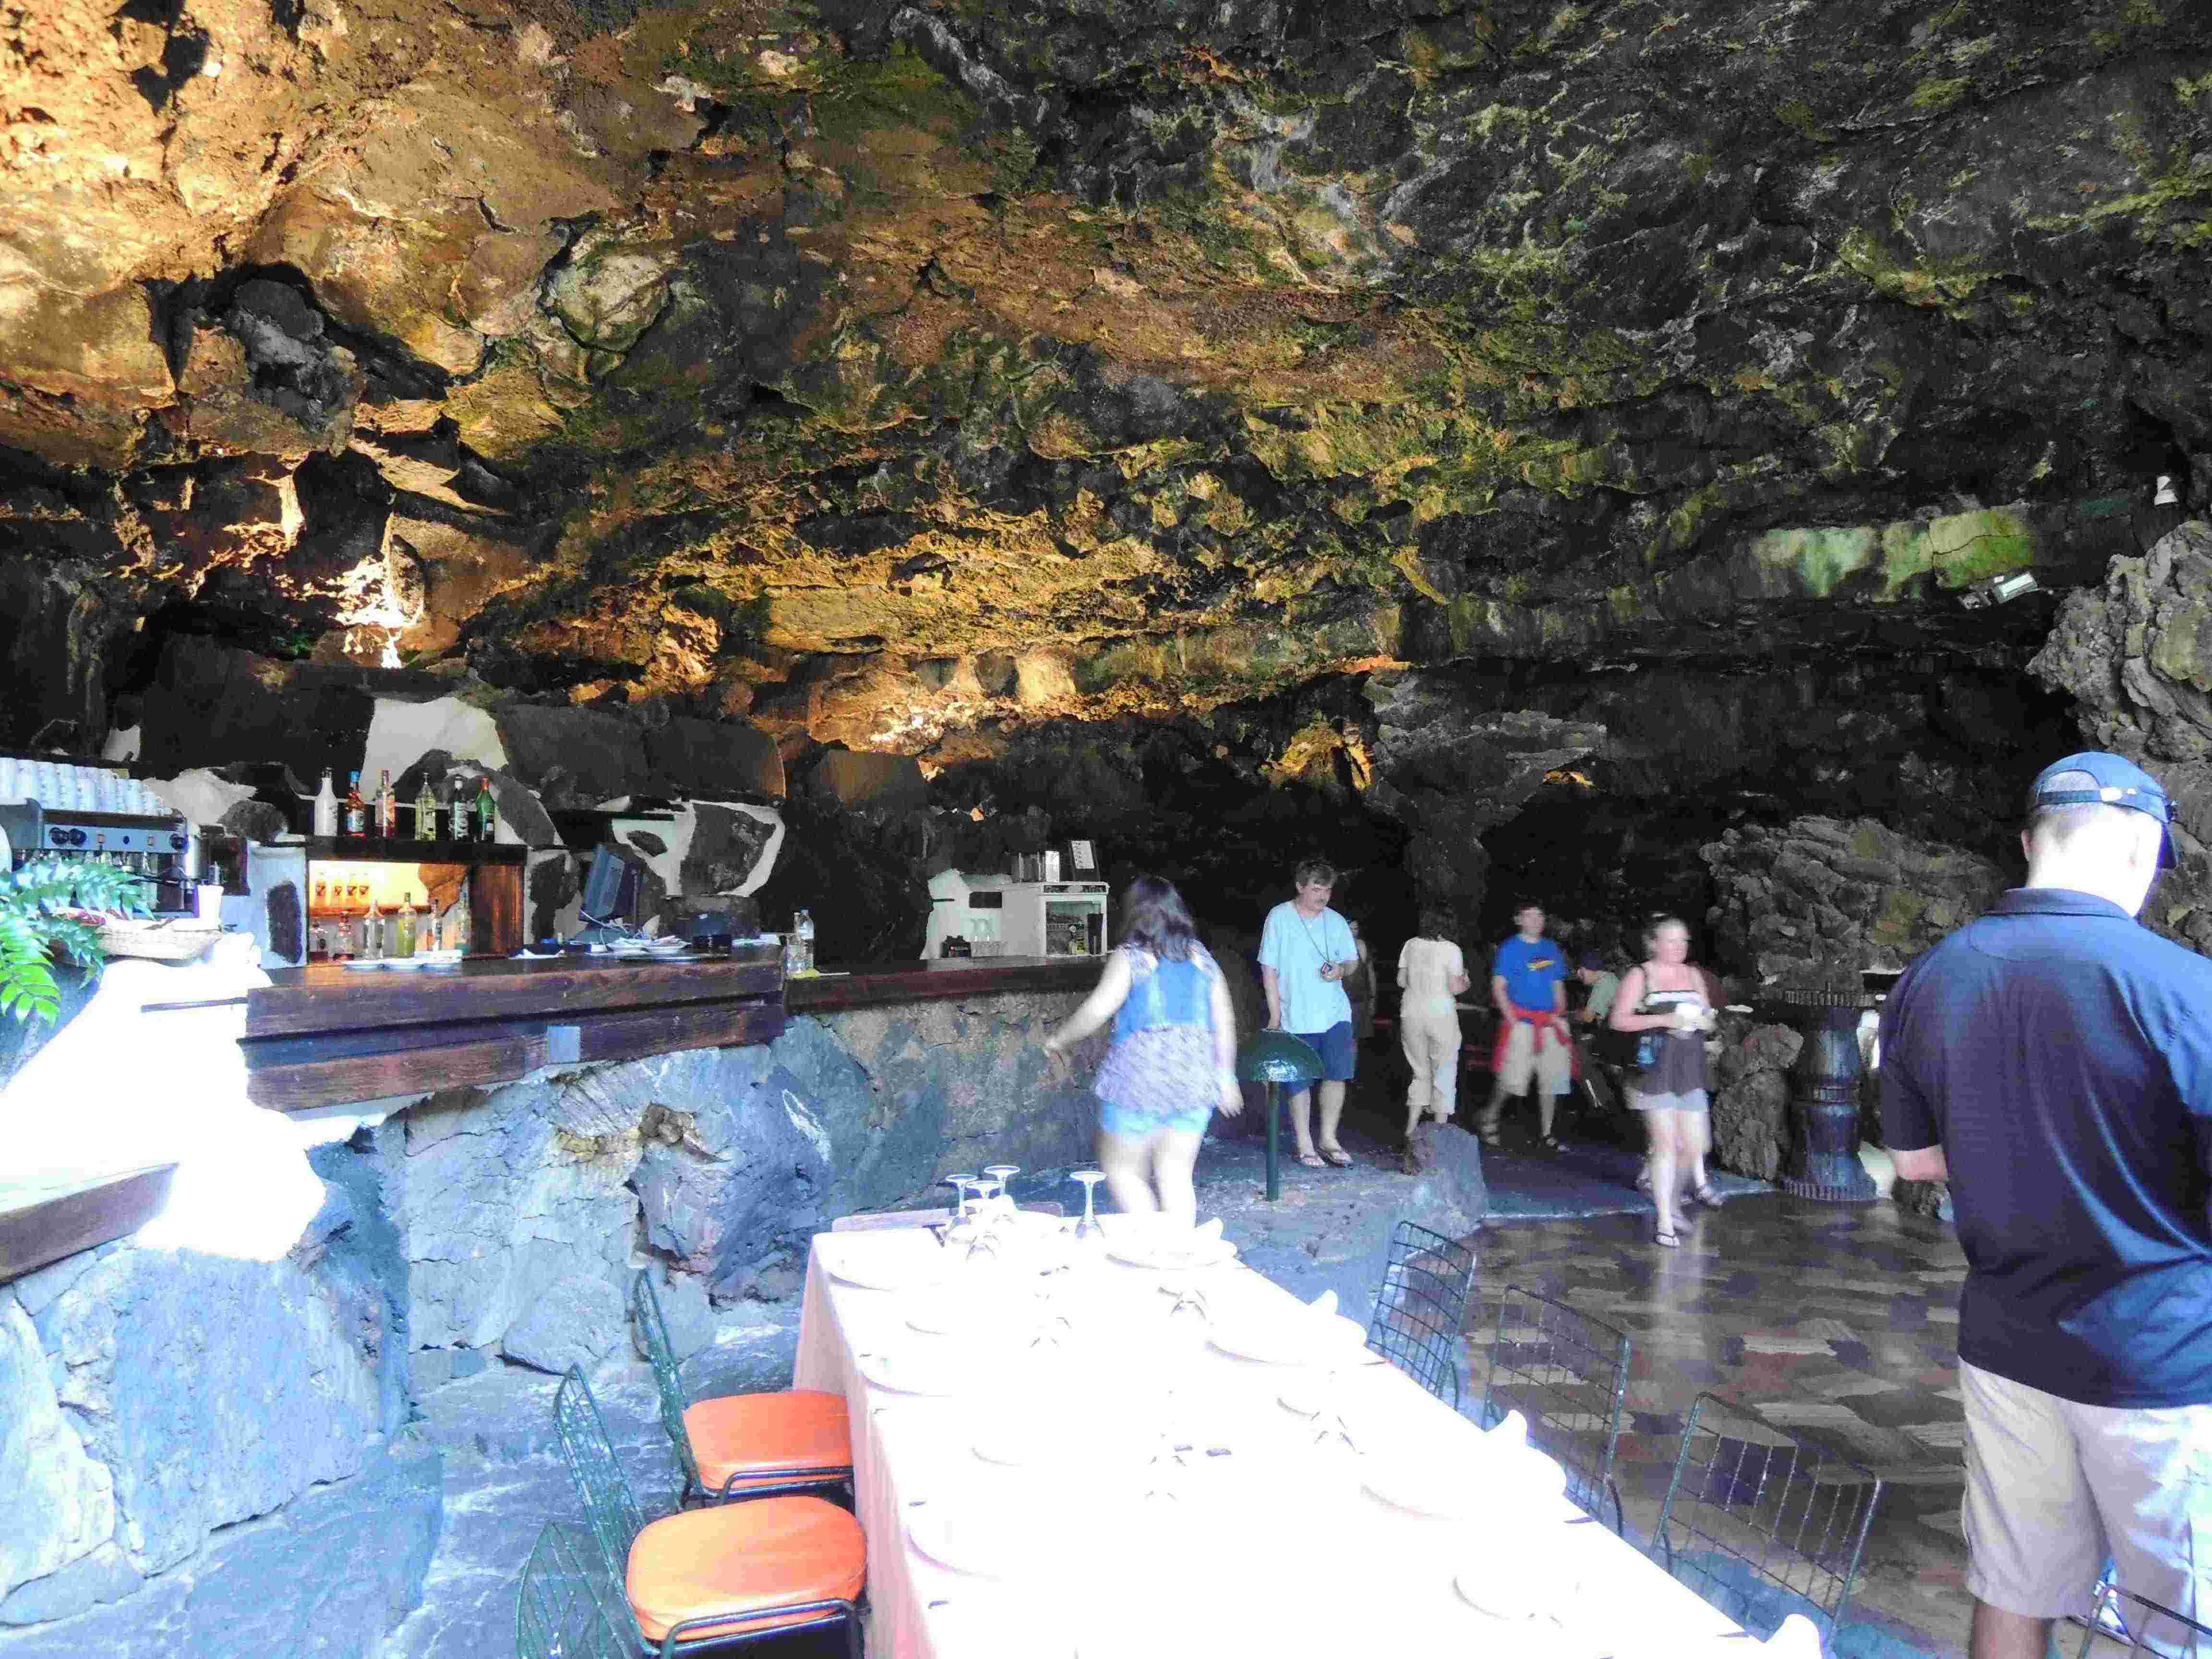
795, 1224, 1744, 1659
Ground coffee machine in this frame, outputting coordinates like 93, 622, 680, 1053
0, 756, 197, 915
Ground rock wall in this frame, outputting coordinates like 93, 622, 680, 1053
2032, 521, 2212, 953
0, 1241, 433, 1658
1701, 816, 2009, 989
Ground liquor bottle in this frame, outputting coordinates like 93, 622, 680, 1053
396, 893, 417, 958
429, 905, 445, 953
450, 879, 471, 955
474, 775, 497, 841
364, 897, 385, 959
414, 775, 437, 841
447, 778, 471, 843
313, 769, 339, 838
793, 908, 815, 975
377, 770, 396, 838
344, 771, 366, 837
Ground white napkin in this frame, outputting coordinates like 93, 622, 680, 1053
1308, 1289, 1338, 1318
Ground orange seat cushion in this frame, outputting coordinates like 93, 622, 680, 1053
627, 1495, 866, 1644
687, 1389, 853, 1492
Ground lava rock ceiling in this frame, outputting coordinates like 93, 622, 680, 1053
4, 0, 2211, 942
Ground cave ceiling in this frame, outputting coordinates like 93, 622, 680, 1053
3, 0, 2210, 802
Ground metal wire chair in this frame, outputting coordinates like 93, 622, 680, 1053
552, 1365, 652, 1592
515, 1520, 628, 1659
1363, 1219, 1478, 1408
551, 1365, 863, 1659
1476, 1284, 1633, 1532
1650, 1392, 1884, 1639
632, 1271, 852, 1506
2077, 1582, 2212, 1658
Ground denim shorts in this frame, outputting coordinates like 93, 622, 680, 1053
1099, 1096, 1214, 1140
1287, 1020, 1358, 1082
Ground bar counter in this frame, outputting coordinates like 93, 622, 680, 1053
785, 953, 1100, 1012
153, 948, 1103, 1113
234, 947, 785, 1111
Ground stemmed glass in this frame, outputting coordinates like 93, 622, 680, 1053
983, 1164, 1021, 1214
1069, 1169, 1106, 1239
941, 1173, 978, 1222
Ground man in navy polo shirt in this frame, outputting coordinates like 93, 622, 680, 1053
1882, 752, 2212, 1659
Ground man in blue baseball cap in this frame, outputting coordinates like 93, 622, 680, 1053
1882, 752, 2211, 1659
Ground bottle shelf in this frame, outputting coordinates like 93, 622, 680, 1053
306, 836, 523, 866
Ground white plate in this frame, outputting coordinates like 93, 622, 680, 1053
1211, 1310, 1369, 1366
1106, 1234, 1238, 1272
971, 1416, 1054, 1467
1364, 1455, 1492, 1519
906, 1290, 999, 1336
856, 1348, 969, 1396
826, 1252, 948, 1293
905, 1504, 1040, 1579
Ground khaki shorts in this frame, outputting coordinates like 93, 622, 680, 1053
1497, 1019, 1572, 1097
1961, 1360, 2212, 1631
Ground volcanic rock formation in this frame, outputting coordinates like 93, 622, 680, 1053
5, 0, 2212, 947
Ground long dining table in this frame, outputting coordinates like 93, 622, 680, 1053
795, 1215, 1749, 1659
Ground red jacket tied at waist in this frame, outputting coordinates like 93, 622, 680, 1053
1491, 1005, 1580, 1080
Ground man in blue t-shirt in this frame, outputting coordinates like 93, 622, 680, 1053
1477, 900, 1571, 1150
1882, 752, 2212, 1659
1258, 856, 1361, 1169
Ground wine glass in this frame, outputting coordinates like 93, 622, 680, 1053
983, 1163, 1021, 1209
1069, 1169, 1106, 1239
942, 1173, 979, 1223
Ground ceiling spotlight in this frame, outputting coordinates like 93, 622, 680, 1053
1960, 571, 2040, 610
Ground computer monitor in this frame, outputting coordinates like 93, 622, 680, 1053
579, 843, 641, 926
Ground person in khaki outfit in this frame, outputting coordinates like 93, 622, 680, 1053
1396, 910, 1471, 1141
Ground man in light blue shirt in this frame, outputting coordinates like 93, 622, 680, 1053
1258, 857, 1361, 1167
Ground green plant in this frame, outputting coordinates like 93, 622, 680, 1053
0, 857, 151, 1024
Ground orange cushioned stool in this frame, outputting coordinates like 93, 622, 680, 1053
635, 1271, 856, 1505
626, 1496, 866, 1648
684, 1390, 852, 1498
554, 1365, 868, 1659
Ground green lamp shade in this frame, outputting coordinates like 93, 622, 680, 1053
1236, 1030, 1324, 1085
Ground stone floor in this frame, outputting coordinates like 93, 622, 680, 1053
1466, 1192, 1972, 1657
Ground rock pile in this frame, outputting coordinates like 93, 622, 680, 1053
2032, 521, 2212, 953
1707, 1018, 1803, 1183
1702, 816, 2009, 990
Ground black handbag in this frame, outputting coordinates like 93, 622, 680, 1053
1594, 1024, 1660, 1070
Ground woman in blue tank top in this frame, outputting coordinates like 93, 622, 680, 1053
1041, 876, 1242, 1226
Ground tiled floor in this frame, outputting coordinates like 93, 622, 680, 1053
1465, 1191, 1973, 1654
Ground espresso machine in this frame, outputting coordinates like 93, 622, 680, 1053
0, 755, 198, 915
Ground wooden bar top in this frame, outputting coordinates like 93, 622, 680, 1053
785, 954, 1100, 1012
243, 946, 784, 1039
